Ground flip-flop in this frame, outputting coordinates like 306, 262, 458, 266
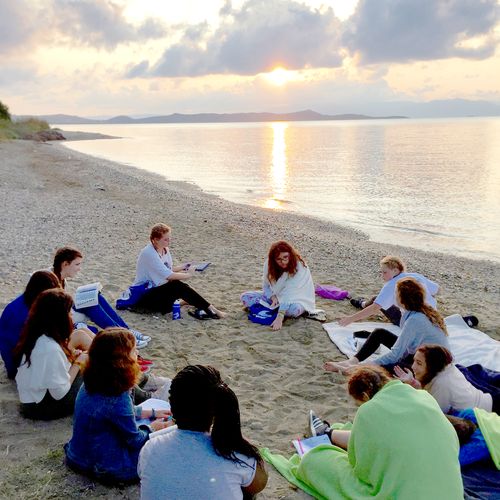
188, 309, 213, 320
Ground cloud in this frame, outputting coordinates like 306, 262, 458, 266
0, 0, 168, 54
344, 0, 500, 64
131, 0, 343, 78
52, 0, 168, 49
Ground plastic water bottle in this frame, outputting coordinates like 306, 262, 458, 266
172, 300, 182, 320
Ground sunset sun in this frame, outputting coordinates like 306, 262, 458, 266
264, 66, 294, 86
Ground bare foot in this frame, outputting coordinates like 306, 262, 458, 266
324, 358, 359, 373
209, 305, 226, 319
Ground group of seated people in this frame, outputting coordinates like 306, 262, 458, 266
0, 223, 498, 498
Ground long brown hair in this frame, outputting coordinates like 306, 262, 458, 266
24, 271, 61, 307
267, 240, 306, 283
53, 246, 83, 286
396, 278, 447, 334
15, 289, 74, 367
416, 344, 453, 386
83, 328, 140, 396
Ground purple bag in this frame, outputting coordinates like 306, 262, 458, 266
315, 284, 349, 301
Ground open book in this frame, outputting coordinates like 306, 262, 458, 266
292, 435, 331, 457
74, 282, 102, 309
136, 398, 171, 426
185, 262, 211, 272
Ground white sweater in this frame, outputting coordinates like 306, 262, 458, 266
425, 364, 493, 413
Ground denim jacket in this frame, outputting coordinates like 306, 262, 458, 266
65, 384, 150, 482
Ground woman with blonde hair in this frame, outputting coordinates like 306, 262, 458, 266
325, 277, 449, 373
241, 240, 317, 330
131, 223, 224, 319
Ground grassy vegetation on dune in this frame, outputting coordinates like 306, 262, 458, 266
0, 117, 51, 141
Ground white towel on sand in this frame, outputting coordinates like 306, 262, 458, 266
323, 314, 500, 371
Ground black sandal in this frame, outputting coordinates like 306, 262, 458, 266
188, 309, 212, 320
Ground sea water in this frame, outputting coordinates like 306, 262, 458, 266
58, 118, 500, 263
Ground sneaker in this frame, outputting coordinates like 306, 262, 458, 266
137, 355, 154, 365
140, 364, 152, 374
462, 315, 479, 328
350, 297, 365, 309
309, 410, 330, 437
136, 338, 148, 349
152, 380, 172, 402
131, 329, 152, 343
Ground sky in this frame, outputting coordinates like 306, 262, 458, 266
1, 0, 499, 117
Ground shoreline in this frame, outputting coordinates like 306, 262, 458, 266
60, 128, 500, 266
0, 136, 499, 498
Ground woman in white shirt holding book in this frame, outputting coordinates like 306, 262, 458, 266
131, 223, 224, 319
15, 289, 89, 420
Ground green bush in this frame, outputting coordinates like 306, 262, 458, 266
0, 117, 50, 141
0, 101, 11, 121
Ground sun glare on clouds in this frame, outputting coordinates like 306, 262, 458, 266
264, 67, 296, 86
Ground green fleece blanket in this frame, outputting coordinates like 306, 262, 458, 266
263, 381, 463, 500
475, 407, 500, 469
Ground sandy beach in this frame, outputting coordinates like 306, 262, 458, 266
0, 136, 499, 499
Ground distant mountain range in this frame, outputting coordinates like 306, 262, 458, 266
16, 109, 406, 125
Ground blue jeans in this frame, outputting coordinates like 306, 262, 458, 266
74, 293, 129, 330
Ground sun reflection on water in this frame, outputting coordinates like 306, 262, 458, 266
263, 122, 288, 209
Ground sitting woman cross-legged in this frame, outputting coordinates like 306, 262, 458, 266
0, 270, 61, 379
301, 366, 463, 499
65, 328, 171, 484
395, 344, 499, 414
241, 240, 317, 331
139, 364, 268, 499
131, 223, 224, 319
15, 289, 90, 420
324, 277, 449, 374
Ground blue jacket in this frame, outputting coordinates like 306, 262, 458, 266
65, 385, 151, 482
0, 294, 29, 379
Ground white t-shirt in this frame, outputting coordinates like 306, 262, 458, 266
425, 364, 493, 413
134, 243, 174, 287
138, 429, 257, 500
375, 272, 439, 310
15, 335, 71, 404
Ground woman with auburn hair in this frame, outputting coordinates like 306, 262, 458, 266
65, 328, 171, 484
139, 364, 267, 499
325, 277, 450, 373
15, 289, 89, 420
300, 365, 463, 499
53, 246, 152, 349
395, 344, 499, 414
130, 223, 224, 319
241, 240, 317, 330
0, 270, 61, 379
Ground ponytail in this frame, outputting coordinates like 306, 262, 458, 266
211, 383, 262, 465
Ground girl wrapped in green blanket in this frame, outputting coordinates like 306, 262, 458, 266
264, 366, 464, 500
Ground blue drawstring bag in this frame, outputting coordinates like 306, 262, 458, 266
116, 281, 153, 310
248, 303, 278, 325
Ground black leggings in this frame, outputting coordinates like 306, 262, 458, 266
136, 280, 211, 314
355, 328, 398, 362
364, 296, 401, 326
20, 373, 83, 420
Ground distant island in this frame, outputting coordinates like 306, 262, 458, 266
16, 109, 407, 125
